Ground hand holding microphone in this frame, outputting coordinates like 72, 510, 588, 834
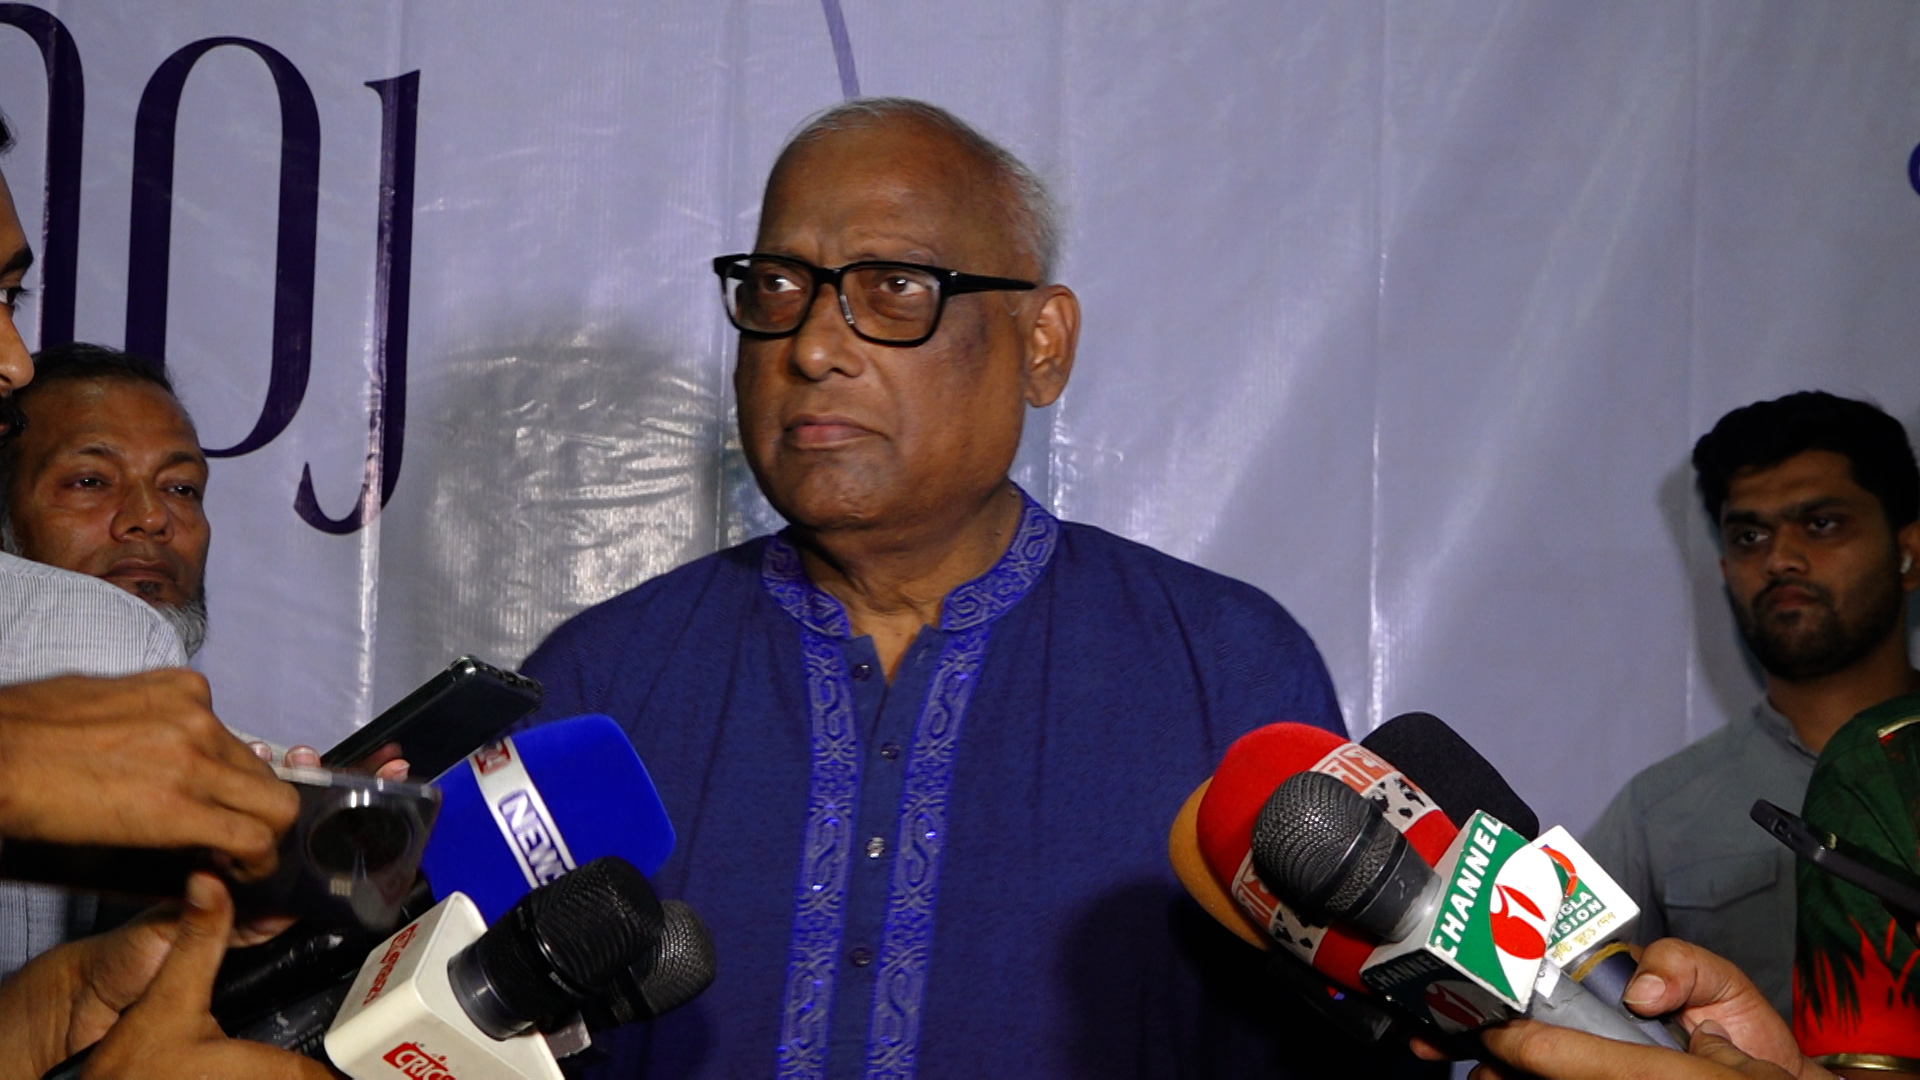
1179, 716, 1680, 1052
1279, 712, 1824, 1074
30, 715, 712, 1079
1252, 769, 1665, 1046
1423, 938, 1835, 1080
210, 713, 676, 1037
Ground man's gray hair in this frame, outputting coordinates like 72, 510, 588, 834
782, 97, 1063, 281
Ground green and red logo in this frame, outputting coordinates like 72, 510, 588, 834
1426, 812, 1560, 1007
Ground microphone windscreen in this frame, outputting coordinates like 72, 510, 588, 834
640, 900, 717, 1016
420, 714, 675, 923
1194, 723, 1349, 900
1169, 779, 1269, 950
1193, 722, 1457, 990
581, 899, 719, 1030
1252, 771, 1387, 912
1361, 712, 1539, 840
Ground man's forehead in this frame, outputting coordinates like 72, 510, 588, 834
758, 121, 1014, 263
1723, 450, 1874, 513
22, 378, 200, 453
773, 117, 981, 186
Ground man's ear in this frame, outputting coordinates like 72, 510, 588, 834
1021, 285, 1079, 409
1898, 520, 1920, 591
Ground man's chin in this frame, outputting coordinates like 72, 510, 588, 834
765, 473, 897, 532
98, 576, 207, 657
1749, 623, 1864, 682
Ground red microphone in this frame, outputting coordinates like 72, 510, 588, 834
1191, 722, 1456, 991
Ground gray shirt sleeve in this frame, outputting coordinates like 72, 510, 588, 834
0, 556, 189, 978
0, 553, 187, 682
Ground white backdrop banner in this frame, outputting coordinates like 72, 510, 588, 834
3, 0, 1917, 835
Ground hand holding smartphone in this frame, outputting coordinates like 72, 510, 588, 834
322, 655, 542, 782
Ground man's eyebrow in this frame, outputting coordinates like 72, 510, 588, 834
1, 243, 33, 280
161, 448, 208, 470
53, 442, 125, 463
1779, 496, 1855, 518
1721, 496, 1855, 526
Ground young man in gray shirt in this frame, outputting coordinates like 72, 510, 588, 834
1587, 391, 1920, 1016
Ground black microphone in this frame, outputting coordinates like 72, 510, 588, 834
232, 878, 715, 1065
1362, 712, 1539, 839
578, 899, 717, 1029
454, 856, 665, 1038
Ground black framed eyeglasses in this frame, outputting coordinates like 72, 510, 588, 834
712, 253, 1037, 348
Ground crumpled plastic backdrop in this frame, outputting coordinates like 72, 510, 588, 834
2, 0, 1916, 836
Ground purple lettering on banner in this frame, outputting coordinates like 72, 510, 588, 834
0, 4, 85, 348
295, 72, 419, 534
126, 37, 320, 460
120, 39, 417, 534
819, 0, 860, 99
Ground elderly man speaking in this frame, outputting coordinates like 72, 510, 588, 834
522, 98, 1345, 1078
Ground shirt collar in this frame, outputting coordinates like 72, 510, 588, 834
761, 484, 1060, 640
1752, 697, 1818, 761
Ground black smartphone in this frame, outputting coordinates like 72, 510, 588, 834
321, 655, 543, 781
1751, 799, 1920, 938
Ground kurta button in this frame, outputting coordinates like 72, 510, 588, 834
879, 742, 901, 760
865, 836, 886, 859
849, 946, 875, 967
851, 662, 874, 681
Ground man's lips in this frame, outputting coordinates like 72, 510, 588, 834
784, 415, 875, 448
1755, 582, 1826, 615
103, 560, 177, 587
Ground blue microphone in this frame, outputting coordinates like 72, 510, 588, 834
210, 714, 678, 1039
419, 714, 676, 923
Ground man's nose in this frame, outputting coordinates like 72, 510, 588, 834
114, 483, 172, 538
0, 306, 32, 394
1764, 530, 1809, 576
788, 285, 866, 382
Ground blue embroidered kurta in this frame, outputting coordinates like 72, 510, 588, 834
521, 494, 1349, 1078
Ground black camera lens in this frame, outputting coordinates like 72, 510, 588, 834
307, 805, 414, 874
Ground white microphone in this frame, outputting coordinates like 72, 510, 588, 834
325, 857, 663, 1079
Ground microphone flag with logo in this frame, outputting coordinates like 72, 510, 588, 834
419, 714, 675, 923
1356, 809, 1562, 1026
